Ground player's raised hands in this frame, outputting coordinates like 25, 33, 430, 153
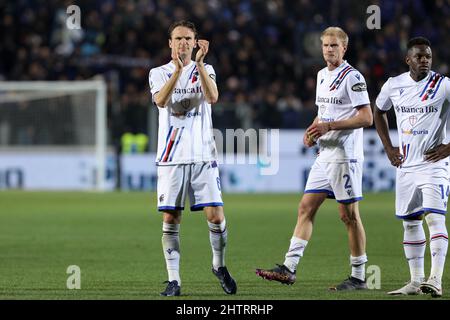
385, 146, 404, 167
171, 45, 183, 70
424, 144, 450, 163
195, 40, 209, 63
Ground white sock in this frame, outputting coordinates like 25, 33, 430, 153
403, 219, 426, 283
350, 254, 368, 281
283, 237, 308, 273
162, 222, 181, 285
426, 214, 448, 283
208, 219, 227, 271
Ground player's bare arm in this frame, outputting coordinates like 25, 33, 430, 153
307, 105, 373, 139
373, 107, 404, 167
153, 46, 183, 107
424, 144, 450, 163
195, 39, 219, 104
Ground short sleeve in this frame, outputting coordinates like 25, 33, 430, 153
204, 64, 216, 82
315, 71, 321, 106
375, 78, 393, 111
149, 68, 165, 96
445, 77, 450, 102
346, 71, 370, 108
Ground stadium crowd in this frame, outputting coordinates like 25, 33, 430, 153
1, 0, 449, 147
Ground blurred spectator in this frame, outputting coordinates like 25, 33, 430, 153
0, 0, 449, 148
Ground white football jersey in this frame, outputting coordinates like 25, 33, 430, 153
376, 71, 450, 172
315, 61, 371, 162
149, 61, 218, 165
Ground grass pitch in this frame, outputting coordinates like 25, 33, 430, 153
0, 191, 448, 300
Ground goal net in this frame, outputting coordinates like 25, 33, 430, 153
0, 80, 107, 191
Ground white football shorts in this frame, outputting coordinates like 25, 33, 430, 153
304, 160, 363, 203
395, 167, 449, 219
157, 161, 223, 212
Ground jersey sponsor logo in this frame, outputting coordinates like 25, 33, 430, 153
318, 105, 335, 122
320, 78, 324, 84
317, 96, 343, 104
170, 111, 202, 118
401, 128, 429, 136
354, 74, 360, 80
399, 88, 404, 95
186, 111, 201, 118
174, 87, 202, 94
395, 105, 438, 113
351, 82, 367, 92
159, 194, 165, 202
209, 74, 216, 81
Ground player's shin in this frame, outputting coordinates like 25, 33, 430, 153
162, 222, 181, 285
426, 213, 448, 282
403, 219, 426, 283
208, 219, 227, 270
283, 236, 308, 273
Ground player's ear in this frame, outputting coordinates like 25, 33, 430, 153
405, 55, 410, 66
169, 39, 172, 49
194, 40, 197, 48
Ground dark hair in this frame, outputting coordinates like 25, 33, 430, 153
407, 37, 431, 50
168, 20, 198, 39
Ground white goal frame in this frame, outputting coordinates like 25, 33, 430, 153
0, 80, 107, 191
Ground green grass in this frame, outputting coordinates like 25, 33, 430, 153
0, 191, 448, 300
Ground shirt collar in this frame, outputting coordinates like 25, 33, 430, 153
325, 60, 348, 75
408, 71, 433, 84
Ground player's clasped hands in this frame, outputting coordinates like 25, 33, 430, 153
424, 144, 450, 163
304, 122, 330, 147
303, 131, 315, 147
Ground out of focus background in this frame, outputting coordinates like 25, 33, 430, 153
1, 0, 450, 301
1, 0, 449, 192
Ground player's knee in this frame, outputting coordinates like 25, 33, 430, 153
208, 216, 223, 224
205, 206, 224, 224
425, 213, 445, 228
163, 211, 181, 224
403, 218, 422, 230
339, 210, 357, 225
298, 203, 316, 221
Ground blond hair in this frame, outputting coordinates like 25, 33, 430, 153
321, 27, 349, 47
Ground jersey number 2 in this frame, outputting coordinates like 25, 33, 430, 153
343, 174, 352, 189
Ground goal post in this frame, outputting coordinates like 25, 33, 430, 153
0, 80, 107, 191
